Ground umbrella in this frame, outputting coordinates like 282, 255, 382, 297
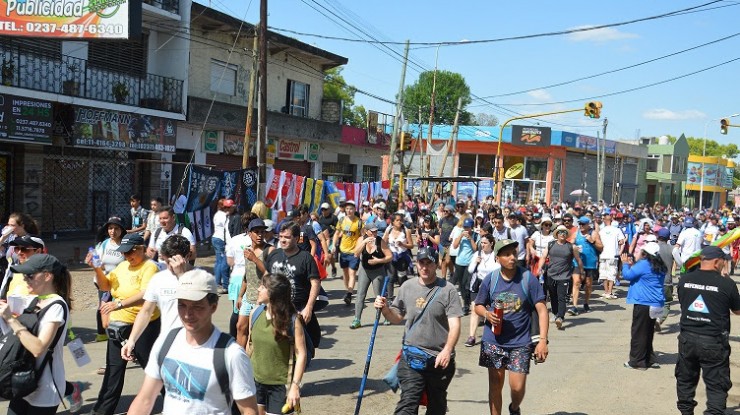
569, 189, 590, 197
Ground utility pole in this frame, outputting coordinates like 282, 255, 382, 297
241, 31, 258, 169
418, 106, 424, 178
257, 0, 267, 197
386, 40, 409, 186
597, 118, 608, 202
436, 97, 462, 192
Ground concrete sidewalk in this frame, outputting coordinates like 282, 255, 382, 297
0, 255, 738, 414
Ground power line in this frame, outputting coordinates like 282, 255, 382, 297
269, 1, 730, 47
480, 31, 740, 99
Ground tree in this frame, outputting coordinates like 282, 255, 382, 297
402, 70, 472, 126
323, 67, 366, 128
473, 113, 498, 126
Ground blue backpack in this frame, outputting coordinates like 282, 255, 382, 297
250, 304, 314, 368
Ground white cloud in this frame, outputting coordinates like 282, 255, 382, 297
643, 109, 706, 120
527, 89, 552, 101
567, 26, 639, 42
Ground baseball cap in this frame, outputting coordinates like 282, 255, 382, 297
365, 221, 378, 231
248, 218, 267, 231
444, 204, 455, 212
416, 247, 439, 262
423, 215, 433, 222
541, 216, 553, 224
554, 224, 569, 234
103, 216, 126, 232
656, 228, 671, 240
8, 234, 45, 249
176, 269, 218, 301
223, 199, 235, 208
644, 234, 658, 243
377, 202, 387, 211
263, 219, 275, 232
345, 199, 356, 206
476, 212, 485, 218
11, 254, 63, 275
362, 201, 370, 207
463, 218, 474, 228
116, 234, 145, 253
494, 239, 519, 256
701, 245, 731, 260
338, 197, 347, 205
642, 242, 660, 257
578, 216, 591, 224
320, 202, 331, 210
683, 217, 695, 227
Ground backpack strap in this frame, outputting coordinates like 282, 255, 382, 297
36, 299, 69, 407
213, 332, 238, 415
153, 227, 163, 244
506, 228, 512, 240
157, 327, 182, 369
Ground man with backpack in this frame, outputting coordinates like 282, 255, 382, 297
128, 269, 258, 415
146, 206, 196, 265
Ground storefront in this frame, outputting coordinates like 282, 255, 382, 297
682, 155, 735, 209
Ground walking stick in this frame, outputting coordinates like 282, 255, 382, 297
354, 276, 390, 415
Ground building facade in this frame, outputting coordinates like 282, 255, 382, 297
682, 155, 735, 209
638, 134, 689, 207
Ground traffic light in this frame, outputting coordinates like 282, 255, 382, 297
400, 132, 413, 151
584, 101, 603, 119
720, 118, 730, 135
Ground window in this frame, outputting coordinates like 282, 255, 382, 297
362, 165, 379, 182
322, 162, 354, 182
210, 60, 238, 96
458, 154, 476, 177
88, 35, 148, 76
525, 157, 548, 181
673, 156, 686, 175
662, 155, 673, 173
286, 80, 310, 117
646, 155, 659, 172
551, 159, 562, 203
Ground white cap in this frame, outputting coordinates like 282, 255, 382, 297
176, 269, 218, 301
642, 242, 660, 257
362, 201, 370, 207
377, 202, 387, 210
263, 219, 275, 232
644, 234, 658, 243
320, 202, 331, 210
541, 216, 553, 224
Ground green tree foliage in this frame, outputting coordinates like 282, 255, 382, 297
403, 70, 472, 125
323, 67, 366, 128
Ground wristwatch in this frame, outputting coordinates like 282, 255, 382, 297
116, 300, 124, 309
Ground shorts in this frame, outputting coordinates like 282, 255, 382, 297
238, 299, 256, 317
479, 341, 533, 374
438, 245, 447, 259
339, 252, 360, 270
598, 258, 618, 281
575, 268, 598, 281
255, 382, 288, 414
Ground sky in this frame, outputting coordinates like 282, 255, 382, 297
206, 0, 740, 146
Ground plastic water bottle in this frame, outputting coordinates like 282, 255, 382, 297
89, 247, 102, 268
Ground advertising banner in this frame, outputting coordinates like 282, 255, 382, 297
0, 0, 131, 39
0, 94, 53, 143
511, 125, 551, 147
687, 162, 719, 187
456, 182, 477, 200
561, 132, 617, 154
277, 139, 306, 160
72, 106, 176, 153
723, 167, 734, 189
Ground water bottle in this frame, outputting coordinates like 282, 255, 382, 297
89, 247, 102, 268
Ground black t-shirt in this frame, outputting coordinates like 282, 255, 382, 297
317, 213, 337, 236
297, 223, 318, 253
438, 216, 457, 247
677, 269, 740, 337
265, 248, 319, 308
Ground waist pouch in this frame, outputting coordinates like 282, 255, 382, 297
106, 321, 133, 344
402, 345, 435, 371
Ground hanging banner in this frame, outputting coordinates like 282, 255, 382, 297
72, 106, 176, 153
264, 170, 281, 209
232, 168, 258, 209
511, 125, 551, 147
185, 166, 221, 212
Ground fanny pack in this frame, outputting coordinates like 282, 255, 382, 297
402, 345, 435, 371
106, 321, 133, 344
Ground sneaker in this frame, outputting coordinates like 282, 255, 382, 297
65, 381, 83, 413
508, 403, 522, 415
343, 292, 352, 305
383, 319, 392, 326
95, 333, 108, 342
349, 319, 361, 329
623, 362, 647, 371
567, 306, 578, 316
464, 336, 475, 347
649, 362, 661, 369
583, 303, 590, 312
217, 286, 228, 295
555, 317, 563, 330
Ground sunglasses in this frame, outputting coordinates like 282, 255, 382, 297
541, 223, 552, 227
17, 246, 39, 252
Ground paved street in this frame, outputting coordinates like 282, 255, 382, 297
1, 252, 739, 414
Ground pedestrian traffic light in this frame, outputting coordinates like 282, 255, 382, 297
584, 101, 602, 119
720, 118, 730, 135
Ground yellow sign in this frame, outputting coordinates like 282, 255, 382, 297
505, 163, 524, 179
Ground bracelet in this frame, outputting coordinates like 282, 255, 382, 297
291, 380, 302, 388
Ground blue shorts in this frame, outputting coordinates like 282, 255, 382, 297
238, 299, 256, 317
479, 341, 533, 374
339, 252, 360, 270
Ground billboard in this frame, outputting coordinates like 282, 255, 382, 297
511, 125, 551, 147
687, 162, 720, 187
0, 0, 137, 39
71, 106, 176, 153
0, 94, 53, 143
561, 132, 616, 154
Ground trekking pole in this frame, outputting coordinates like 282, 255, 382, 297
354, 276, 390, 415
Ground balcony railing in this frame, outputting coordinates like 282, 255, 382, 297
0, 42, 183, 113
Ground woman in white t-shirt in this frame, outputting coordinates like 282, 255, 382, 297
527, 216, 555, 277
212, 198, 234, 293
384, 213, 414, 288
89, 217, 126, 343
2, 254, 70, 415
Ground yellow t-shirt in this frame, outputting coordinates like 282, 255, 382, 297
107, 260, 160, 324
339, 216, 362, 254
7, 273, 30, 296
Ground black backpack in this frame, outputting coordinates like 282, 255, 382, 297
0, 297, 67, 400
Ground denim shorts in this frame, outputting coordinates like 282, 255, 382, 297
479, 341, 533, 374
255, 382, 288, 414
339, 252, 360, 270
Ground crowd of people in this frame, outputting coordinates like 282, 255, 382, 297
0, 191, 739, 414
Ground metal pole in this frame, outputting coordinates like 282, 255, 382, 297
242, 32, 258, 169
257, 0, 267, 198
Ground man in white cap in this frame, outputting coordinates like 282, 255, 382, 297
128, 269, 258, 415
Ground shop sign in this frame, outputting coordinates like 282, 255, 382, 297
71, 106, 176, 153
266, 138, 276, 165
561, 132, 616, 154
202, 130, 220, 153
277, 139, 306, 161
308, 143, 320, 162
0, 94, 53, 143
0, 0, 132, 39
504, 162, 524, 179
511, 125, 551, 147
